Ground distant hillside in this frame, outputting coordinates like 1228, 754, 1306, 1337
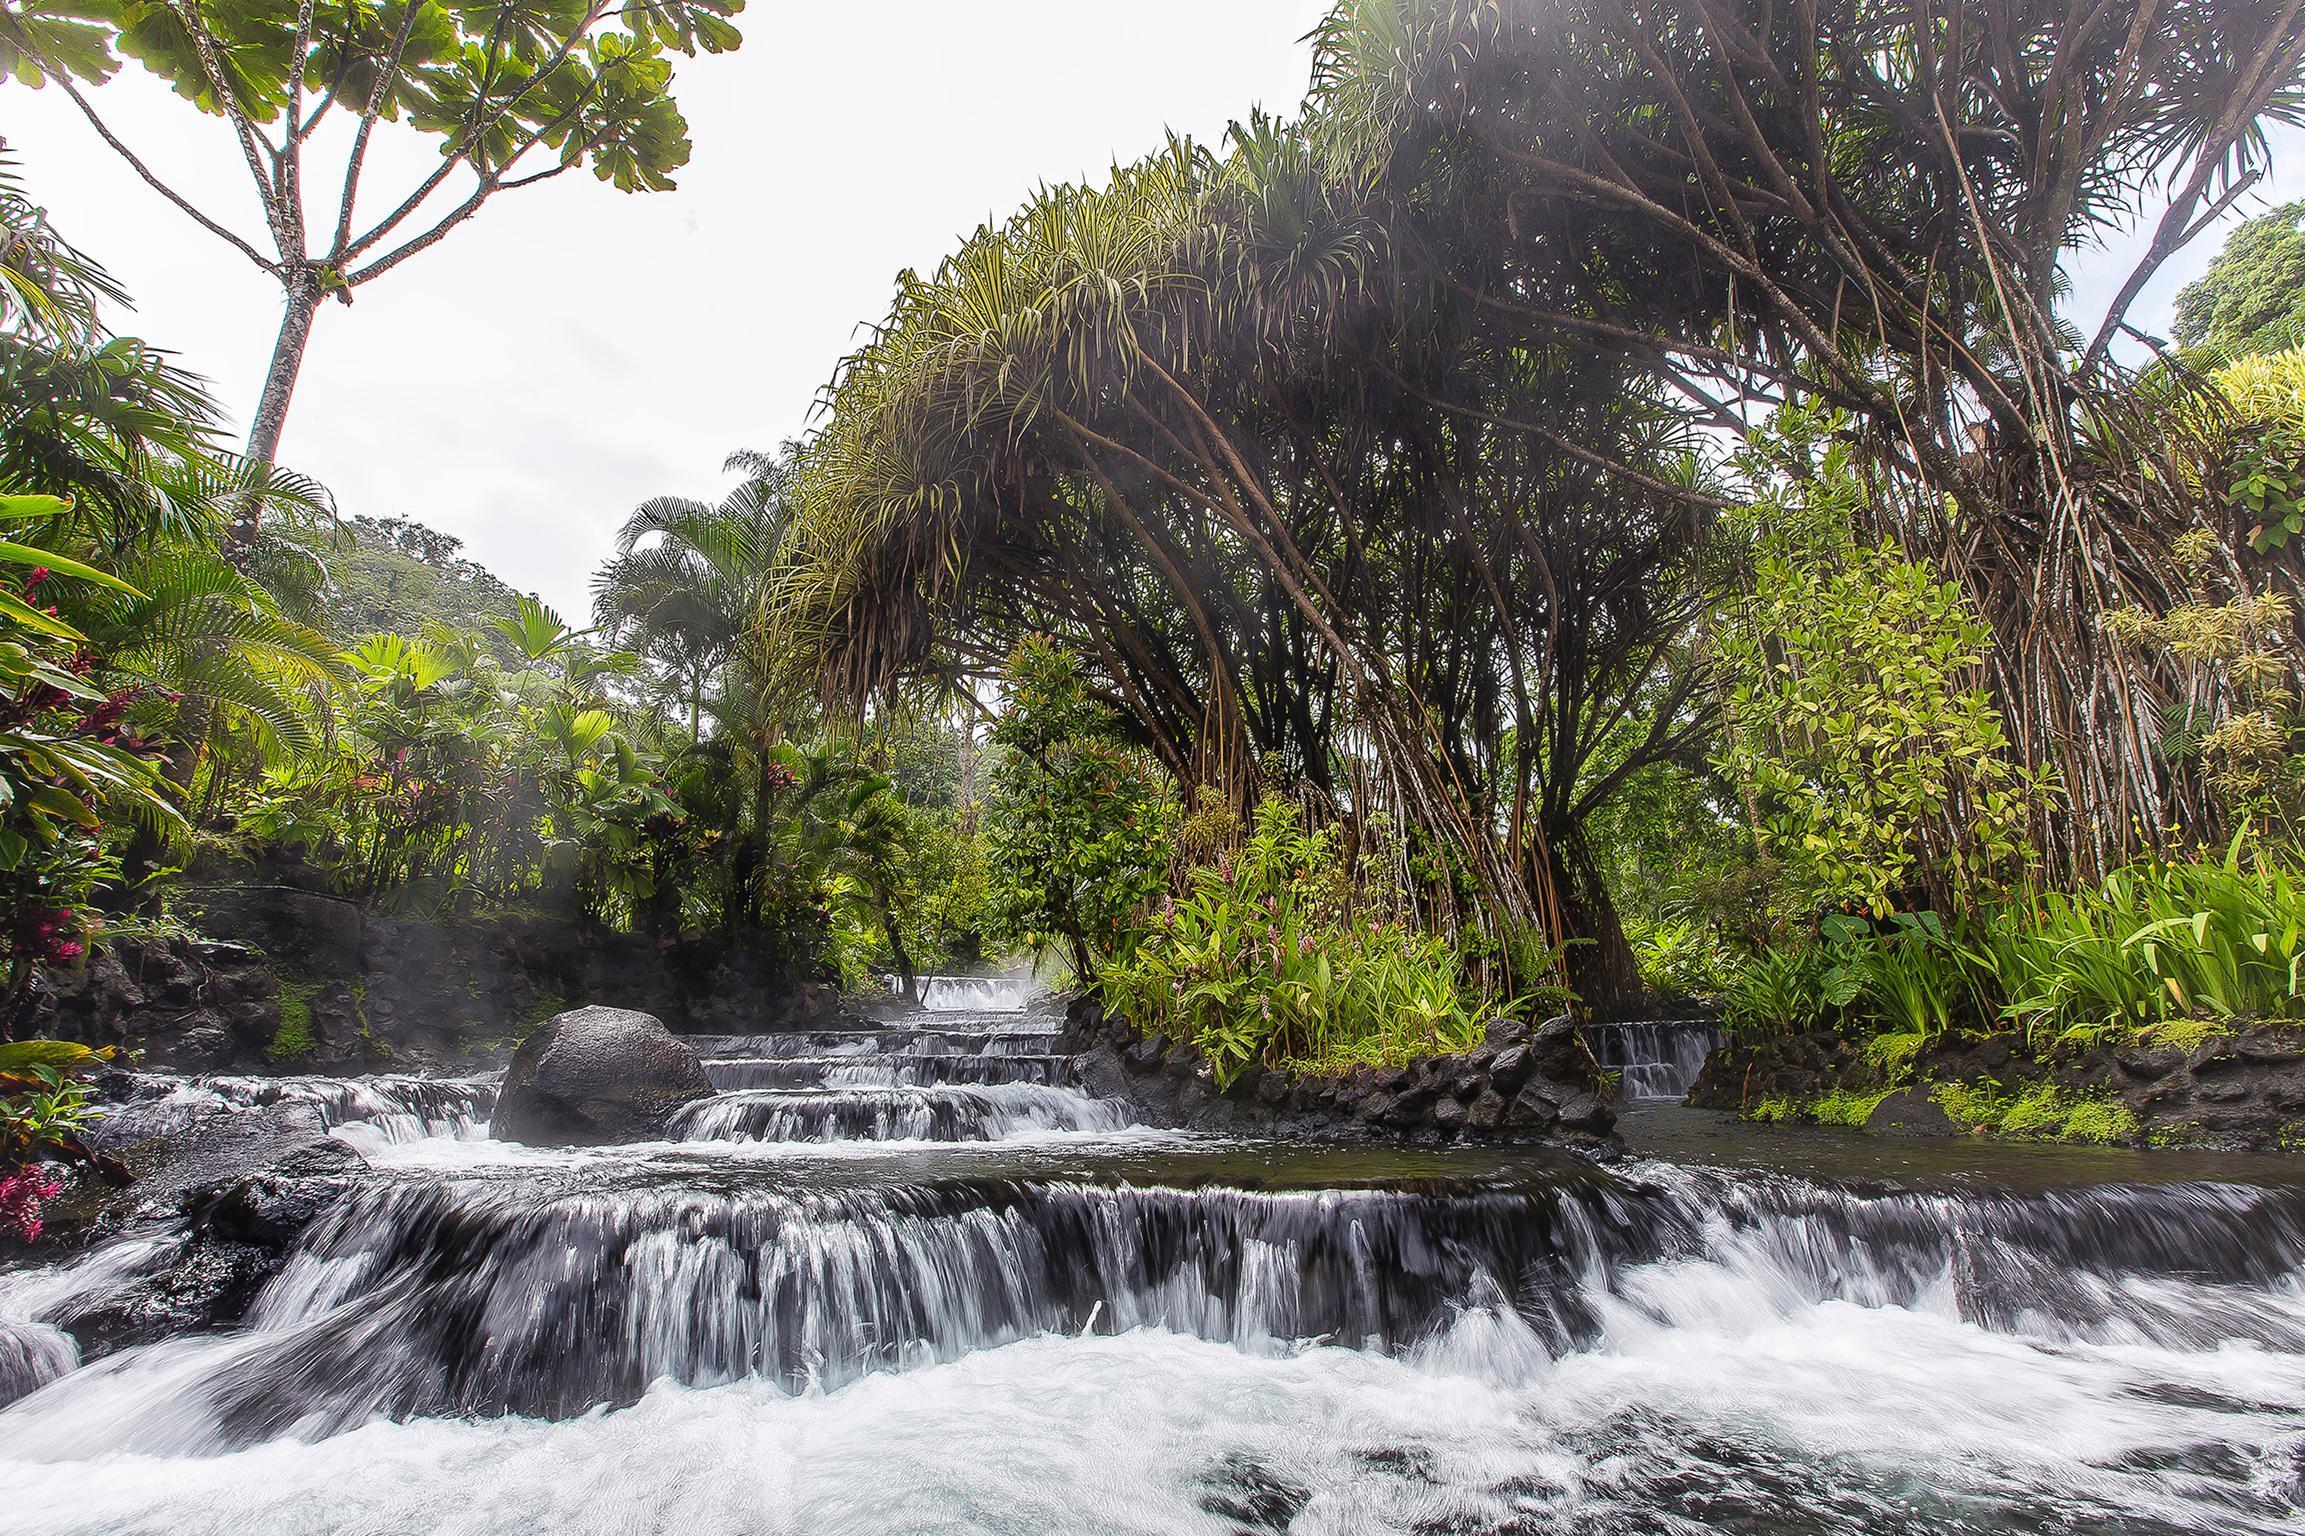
321, 515, 533, 652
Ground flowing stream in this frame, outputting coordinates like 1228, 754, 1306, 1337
1, 1001, 2302, 1535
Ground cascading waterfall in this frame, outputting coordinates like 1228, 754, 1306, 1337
672, 1083, 1132, 1142
2, 996, 2301, 1536
1587, 1018, 1724, 1099
896, 975, 1029, 1013
142, 1073, 500, 1151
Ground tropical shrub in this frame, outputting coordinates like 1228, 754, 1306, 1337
1991, 840, 2304, 1051
984, 638, 1175, 974
1624, 913, 1737, 999
0, 1039, 107, 1241
1718, 420, 2045, 916
1099, 797, 1509, 1086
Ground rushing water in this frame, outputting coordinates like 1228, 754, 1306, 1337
1, 1003, 2301, 1535
1586, 1019, 1724, 1100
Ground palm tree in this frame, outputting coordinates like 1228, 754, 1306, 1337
593, 448, 792, 741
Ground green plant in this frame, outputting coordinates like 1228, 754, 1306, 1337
1723, 944, 1829, 1038
1099, 796, 1506, 1086
1717, 422, 2046, 917
1625, 914, 1735, 998
1931, 1080, 2139, 1144
267, 978, 318, 1061
984, 638, 1175, 977
1991, 837, 2304, 1051
1810, 1087, 1895, 1127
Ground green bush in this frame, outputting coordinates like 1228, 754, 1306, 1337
1992, 840, 2304, 1050
984, 638, 1176, 976
1098, 798, 1506, 1086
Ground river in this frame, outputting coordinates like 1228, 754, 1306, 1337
0, 996, 2299, 1534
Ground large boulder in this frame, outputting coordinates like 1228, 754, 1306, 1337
491, 1005, 713, 1146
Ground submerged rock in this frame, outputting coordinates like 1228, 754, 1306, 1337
491, 1005, 713, 1146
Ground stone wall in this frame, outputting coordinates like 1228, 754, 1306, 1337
1690, 1022, 2305, 1150
25, 882, 842, 1072
1059, 995, 1618, 1145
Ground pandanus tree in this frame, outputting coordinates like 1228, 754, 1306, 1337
778, 126, 1720, 1003
0, 0, 743, 502
1306, 0, 2305, 884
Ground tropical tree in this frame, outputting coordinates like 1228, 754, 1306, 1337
593, 447, 789, 739
2176, 201, 2305, 360
0, 0, 744, 495
1307, 0, 2305, 887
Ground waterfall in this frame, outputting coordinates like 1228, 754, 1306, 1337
670, 1083, 1132, 1142
892, 975, 1029, 1013
1587, 1019, 1723, 1099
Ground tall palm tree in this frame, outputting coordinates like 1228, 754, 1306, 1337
593, 448, 792, 741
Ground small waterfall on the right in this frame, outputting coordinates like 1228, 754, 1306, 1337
1588, 1018, 1723, 1100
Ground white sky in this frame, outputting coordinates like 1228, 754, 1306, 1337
6, 4, 2299, 619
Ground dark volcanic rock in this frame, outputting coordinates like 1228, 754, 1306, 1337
1691, 1021, 2305, 1152
491, 1005, 713, 1146
33, 1099, 368, 1357
1066, 995, 1615, 1148
1865, 1088, 1955, 1138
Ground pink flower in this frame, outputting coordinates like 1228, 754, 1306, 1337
0, 1171, 63, 1243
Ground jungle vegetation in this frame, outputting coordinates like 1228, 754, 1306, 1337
1, 0, 2303, 1109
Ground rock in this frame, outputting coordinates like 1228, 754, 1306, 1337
1526, 1014, 1592, 1085
0, 1320, 74, 1409
1465, 1087, 1507, 1130
1482, 1016, 1530, 1051
2115, 1047, 2183, 1081
1555, 1093, 1614, 1136
1501, 1079, 1560, 1129
40, 1100, 367, 1356
491, 1005, 714, 1146
1864, 1088, 1955, 1138
154, 1023, 237, 1073
1430, 1096, 1469, 1133
2237, 1037, 2305, 1067
1488, 1044, 1534, 1095
1124, 1034, 1169, 1074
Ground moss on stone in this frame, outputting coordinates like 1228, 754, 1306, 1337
267, 978, 319, 1061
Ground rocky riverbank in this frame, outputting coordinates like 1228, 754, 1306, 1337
1057, 995, 1618, 1146
1691, 1021, 2305, 1151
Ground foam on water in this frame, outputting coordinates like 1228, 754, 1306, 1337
1, 1293, 2299, 1536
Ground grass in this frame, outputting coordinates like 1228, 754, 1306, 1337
1742, 1077, 2136, 1143
1811, 1087, 1896, 1126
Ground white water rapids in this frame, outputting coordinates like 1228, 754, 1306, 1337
0, 1003, 2299, 1535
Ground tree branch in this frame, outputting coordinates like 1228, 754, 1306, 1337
34, 66, 275, 270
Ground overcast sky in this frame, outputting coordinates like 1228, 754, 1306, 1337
8, 3, 2299, 619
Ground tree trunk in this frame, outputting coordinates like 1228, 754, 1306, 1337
881, 905, 919, 1004
237, 271, 323, 538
